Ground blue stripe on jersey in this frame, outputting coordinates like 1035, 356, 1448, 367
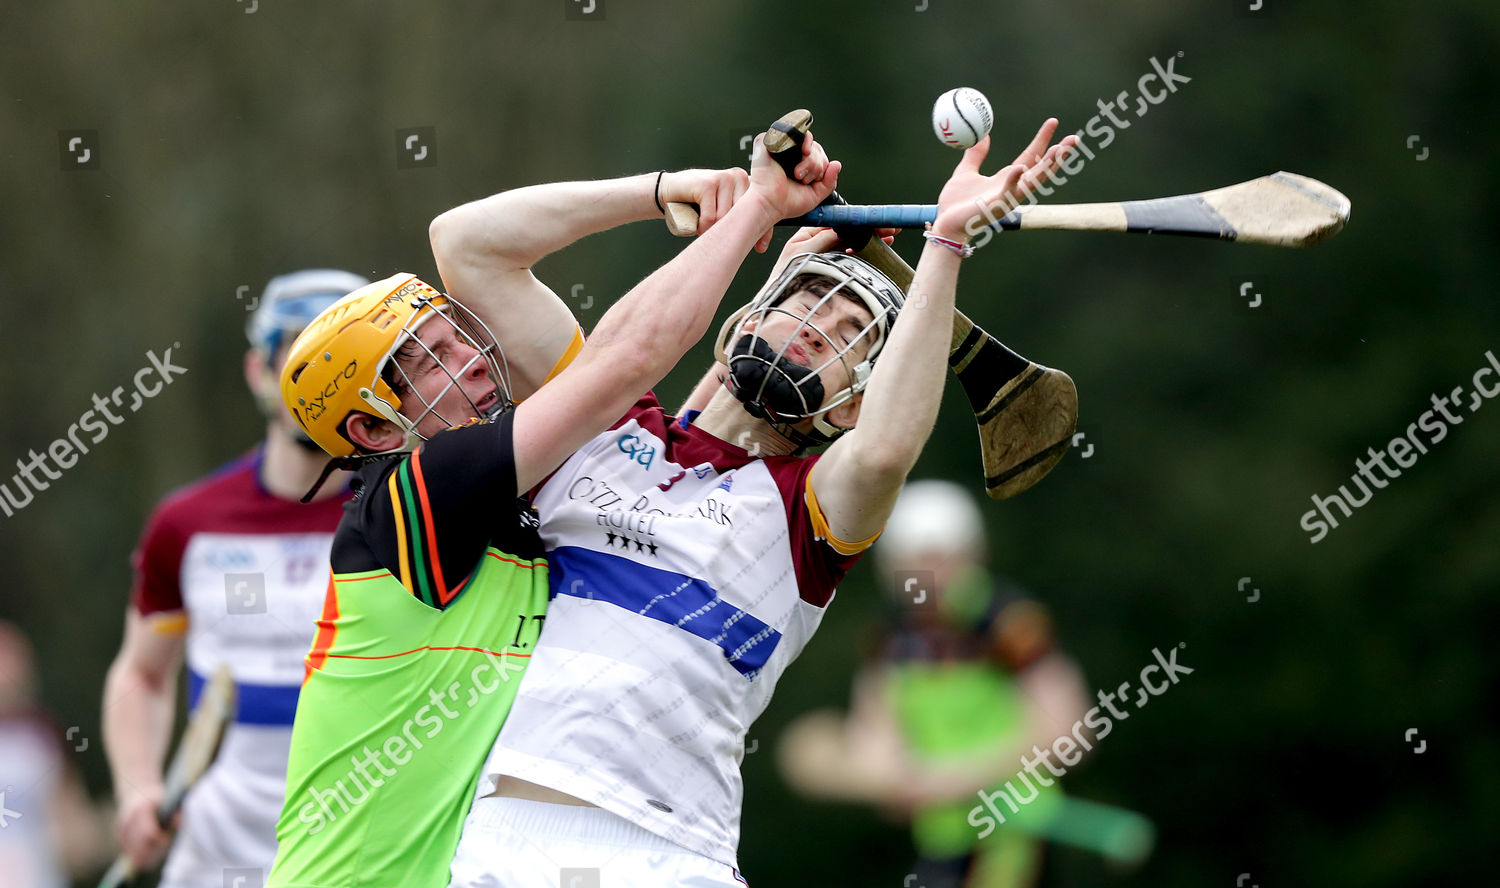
548, 545, 781, 678
187, 669, 301, 726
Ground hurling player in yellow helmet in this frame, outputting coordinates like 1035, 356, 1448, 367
281, 273, 506, 464
267, 132, 842, 888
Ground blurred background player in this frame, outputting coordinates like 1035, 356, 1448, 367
101, 269, 368, 887
0, 620, 110, 888
779, 479, 1152, 888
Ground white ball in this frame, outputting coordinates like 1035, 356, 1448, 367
932, 87, 993, 149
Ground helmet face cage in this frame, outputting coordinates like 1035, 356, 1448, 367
725, 252, 903, 434
364, 294, 513, 450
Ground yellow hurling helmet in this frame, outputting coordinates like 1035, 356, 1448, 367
279, 272, 510, 457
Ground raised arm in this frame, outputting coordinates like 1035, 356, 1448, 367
512, 136, 841, 491
809, 119, 1077, 542
429, 168, 785, 400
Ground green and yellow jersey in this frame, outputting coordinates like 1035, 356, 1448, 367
884, 570, 1059, 888
268, 412, 547, 888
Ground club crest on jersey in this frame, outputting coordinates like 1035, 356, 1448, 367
616, 433, 657, 469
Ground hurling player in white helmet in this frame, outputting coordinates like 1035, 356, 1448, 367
102, 269, 367, 888
779, 480, 1112, 888
434, 119, 1080, 886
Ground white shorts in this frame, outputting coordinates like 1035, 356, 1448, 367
446, 796, 748, 888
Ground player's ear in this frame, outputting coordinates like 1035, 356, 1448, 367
827, 393, 861, 431
344, 413, 404, 453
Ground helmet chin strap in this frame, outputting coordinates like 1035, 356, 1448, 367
300, 452, 386, 504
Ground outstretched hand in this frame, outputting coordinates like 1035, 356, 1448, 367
931, 117, 1079, 243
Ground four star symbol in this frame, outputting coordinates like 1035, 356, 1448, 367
603, 531, 658, 557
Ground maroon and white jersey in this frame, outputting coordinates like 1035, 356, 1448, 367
131, 450, 346, 887
477, 393, 867, 868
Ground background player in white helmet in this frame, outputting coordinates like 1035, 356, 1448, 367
100, 269, 367, 887
431, 120, 1079, 886
777, 479, 1144, 888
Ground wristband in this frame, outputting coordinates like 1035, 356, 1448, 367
922, 229, 975, 258
653, 171, 667, 215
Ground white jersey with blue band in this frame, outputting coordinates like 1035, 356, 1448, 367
474, 393, 868, 868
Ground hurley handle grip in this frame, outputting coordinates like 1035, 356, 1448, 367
763, 110, 872, 251
663, 201, 701, 237
662, 110, 835, 238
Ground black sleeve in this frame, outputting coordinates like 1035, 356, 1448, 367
349, 412, 538, 610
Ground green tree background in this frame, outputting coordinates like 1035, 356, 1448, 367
2, 1, 1496, 885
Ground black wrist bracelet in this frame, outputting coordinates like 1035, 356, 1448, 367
653, 170, 667, 214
